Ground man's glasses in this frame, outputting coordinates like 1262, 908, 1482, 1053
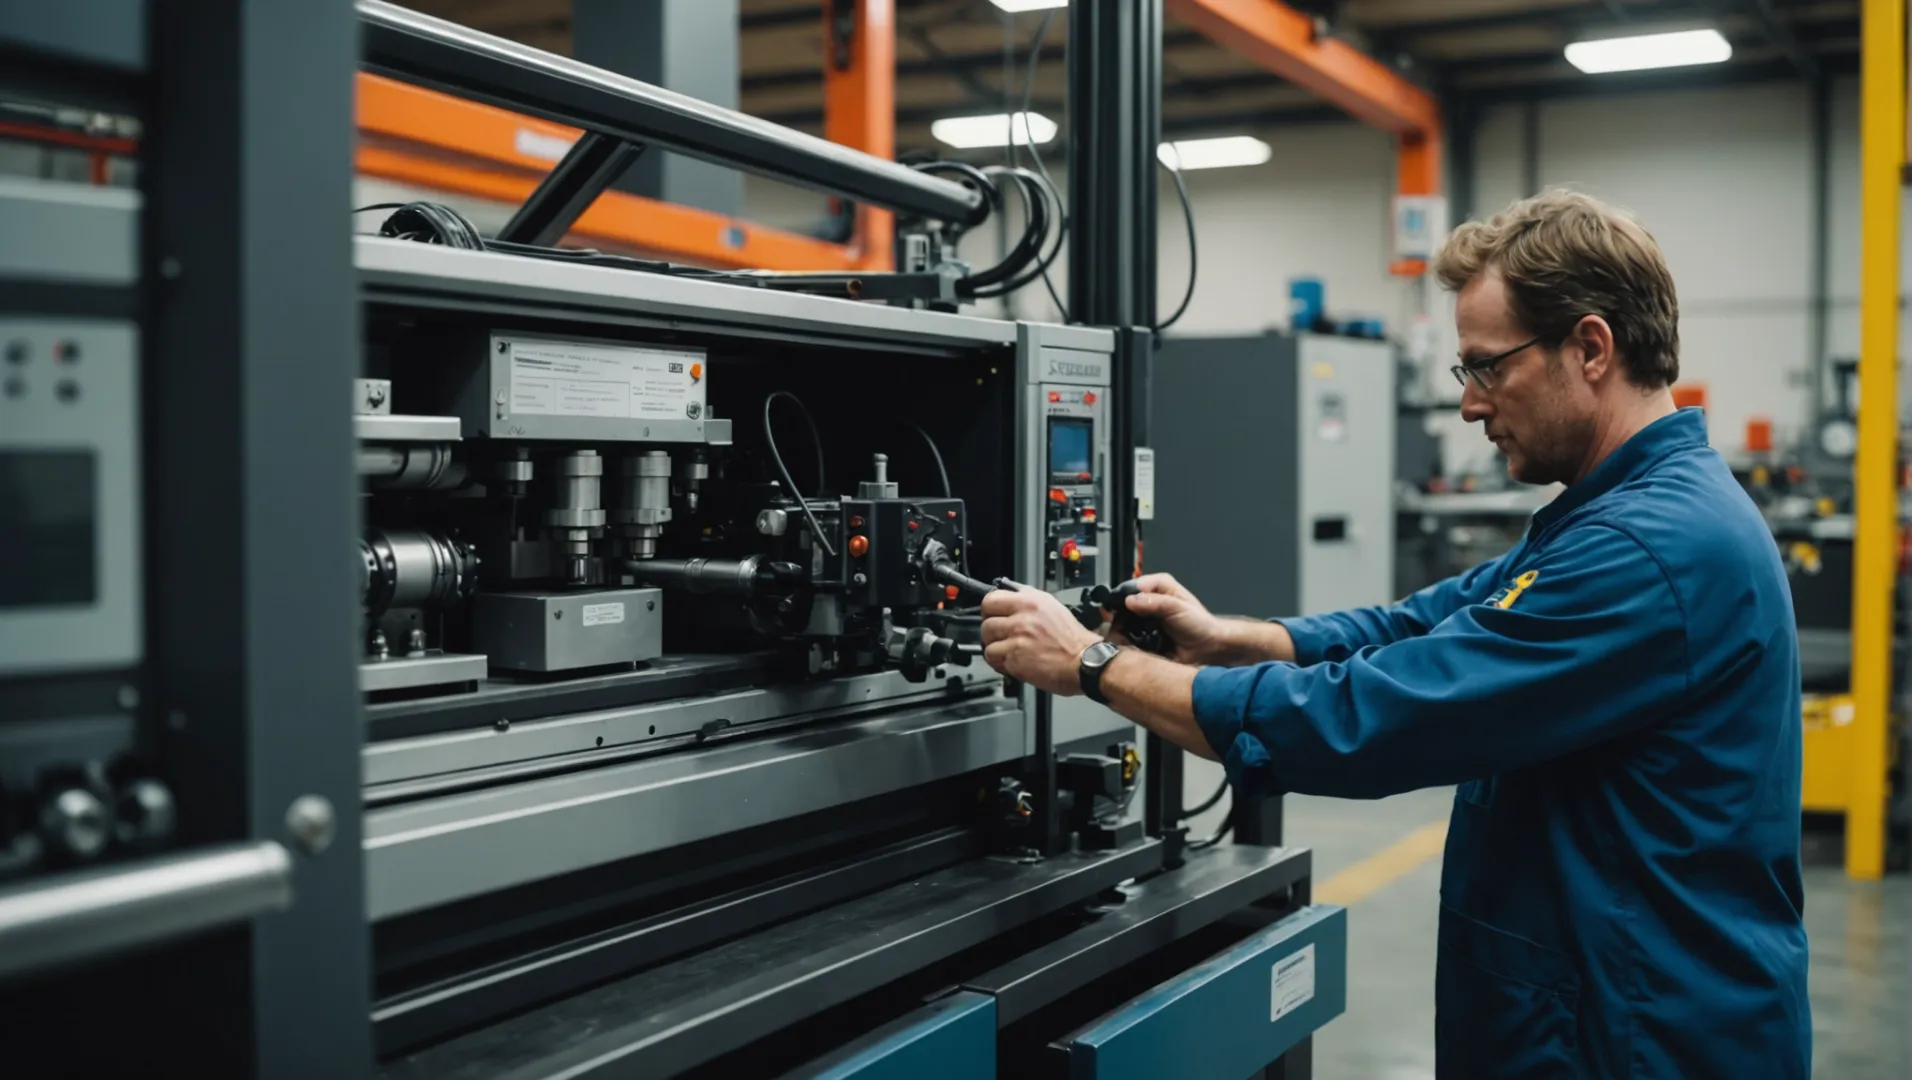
1450, 335, 1544, 391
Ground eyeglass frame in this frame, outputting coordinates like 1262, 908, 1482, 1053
1449, 323, 1584, 391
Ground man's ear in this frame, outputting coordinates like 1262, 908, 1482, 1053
1573, 315, 1618, 384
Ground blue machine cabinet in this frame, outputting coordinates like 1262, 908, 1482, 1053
782, 992, 998, 1080
1055, 905, 1348, 1080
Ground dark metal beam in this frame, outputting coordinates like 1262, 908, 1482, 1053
743, 28, 1209, 92
905, 23, 998, 105
740, 5, 820, 31
1742, 0, 1821, 77
1459, 50, 1857, 105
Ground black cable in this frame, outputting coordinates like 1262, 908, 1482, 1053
963, 166, 1050, 291
908, 422, 952, 497
762, 391, 836, 557
966, 171, 1054, 295
967, 167, 1066, 299
1011, 9, 1068, 321
1188, 796, 1235, 850
362, 201, 761, 284
1185, 777, 1228, 818
1154, 144, 1199, 333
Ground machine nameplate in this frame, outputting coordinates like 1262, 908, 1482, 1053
501, 337, 706, 422
582, 602, 625, 627
1270, 943, 1316, 1022
1036, 347, 1111, 386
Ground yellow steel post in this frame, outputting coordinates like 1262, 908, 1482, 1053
1849, 0, 1904, 880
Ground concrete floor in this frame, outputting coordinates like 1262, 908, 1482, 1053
1254, 783, 1912, 1079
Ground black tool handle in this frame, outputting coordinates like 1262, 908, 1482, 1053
1085, 582, 1172, 656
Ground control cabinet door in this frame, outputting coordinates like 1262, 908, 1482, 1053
1293, 336, 1395, 615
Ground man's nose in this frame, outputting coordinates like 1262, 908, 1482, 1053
1460, 378, 1492, 424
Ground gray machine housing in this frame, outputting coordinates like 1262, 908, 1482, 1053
1150, 331, 1397, 620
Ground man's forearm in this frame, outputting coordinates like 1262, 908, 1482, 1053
1096, 650, 1220, 761
1210, 618, 1295, 667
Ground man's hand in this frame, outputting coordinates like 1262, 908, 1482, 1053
1118, 573, 1295, 667
980, 588, 1103, 696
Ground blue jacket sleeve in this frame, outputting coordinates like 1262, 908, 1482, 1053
1193, 524, 1688, 799
1278, 551, 1514, 664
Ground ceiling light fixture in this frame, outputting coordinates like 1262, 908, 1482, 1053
1158, 135, 1273, 171
988, 0, 1068, 12
930, 111, 1058, 150
1564, 28, 1732, 74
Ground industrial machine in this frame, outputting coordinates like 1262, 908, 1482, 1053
0, 4, 1343, 1076
1148, 331, 1397, 619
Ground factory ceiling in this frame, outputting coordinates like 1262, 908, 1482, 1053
403, 0, 1861, 152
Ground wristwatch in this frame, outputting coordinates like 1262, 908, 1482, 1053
1078, 640, 1123, 705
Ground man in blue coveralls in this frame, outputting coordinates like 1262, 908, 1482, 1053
980, 189, 1810, 1079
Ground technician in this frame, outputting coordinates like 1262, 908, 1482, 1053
980, 190, 1810, 1079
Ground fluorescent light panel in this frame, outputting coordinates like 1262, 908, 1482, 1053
1159, 135, 1273, 171
930, 111, 1057, 149
989, 0, 1068, 11
1564, 28, 1731, 74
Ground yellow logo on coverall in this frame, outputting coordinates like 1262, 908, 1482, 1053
1488, 570, 1539, 610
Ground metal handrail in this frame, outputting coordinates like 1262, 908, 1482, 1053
0, 841, 296, 984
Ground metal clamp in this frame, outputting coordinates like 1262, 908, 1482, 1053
0, 840, 295, 984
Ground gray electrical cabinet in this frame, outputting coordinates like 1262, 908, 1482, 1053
1149, 332, 1396, 620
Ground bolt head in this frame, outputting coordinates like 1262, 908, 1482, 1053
285, 795, 337, 855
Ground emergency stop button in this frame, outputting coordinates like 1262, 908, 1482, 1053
1061, 539, 1082, 562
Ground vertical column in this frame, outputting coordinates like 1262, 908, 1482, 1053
1848, 0, 1903, 881
825, 0, 896, 270
1069, 2, 1181, 850
143, 0, 370, 1073
572, 0, 743, 217
1067, 0, 1161, 329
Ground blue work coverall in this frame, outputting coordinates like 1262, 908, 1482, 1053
1192, 409, 1810, 1078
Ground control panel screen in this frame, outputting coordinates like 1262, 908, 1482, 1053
1049, 418, 1092, 476
0, 451, 97, 608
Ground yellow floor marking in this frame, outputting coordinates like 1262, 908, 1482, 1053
1312, 820, 1449, 906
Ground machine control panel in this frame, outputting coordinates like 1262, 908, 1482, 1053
0, 318, 143, 676
1041, 385, 1107, 591
0, 318, 167, 882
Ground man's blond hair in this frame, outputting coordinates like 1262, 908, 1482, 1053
1434, 188, 1680, 388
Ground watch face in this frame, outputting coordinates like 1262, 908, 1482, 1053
1084, 641, 1119, 666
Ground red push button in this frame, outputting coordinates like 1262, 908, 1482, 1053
1061, 539, 1082, 562
848, 534, 869, 557
1083, 392, 1097, 405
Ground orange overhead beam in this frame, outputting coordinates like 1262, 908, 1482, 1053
824, 0, 897, 271
1165, 0, 1443, 196
353, 72, 869, 272
1165, 0, 1440, 135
